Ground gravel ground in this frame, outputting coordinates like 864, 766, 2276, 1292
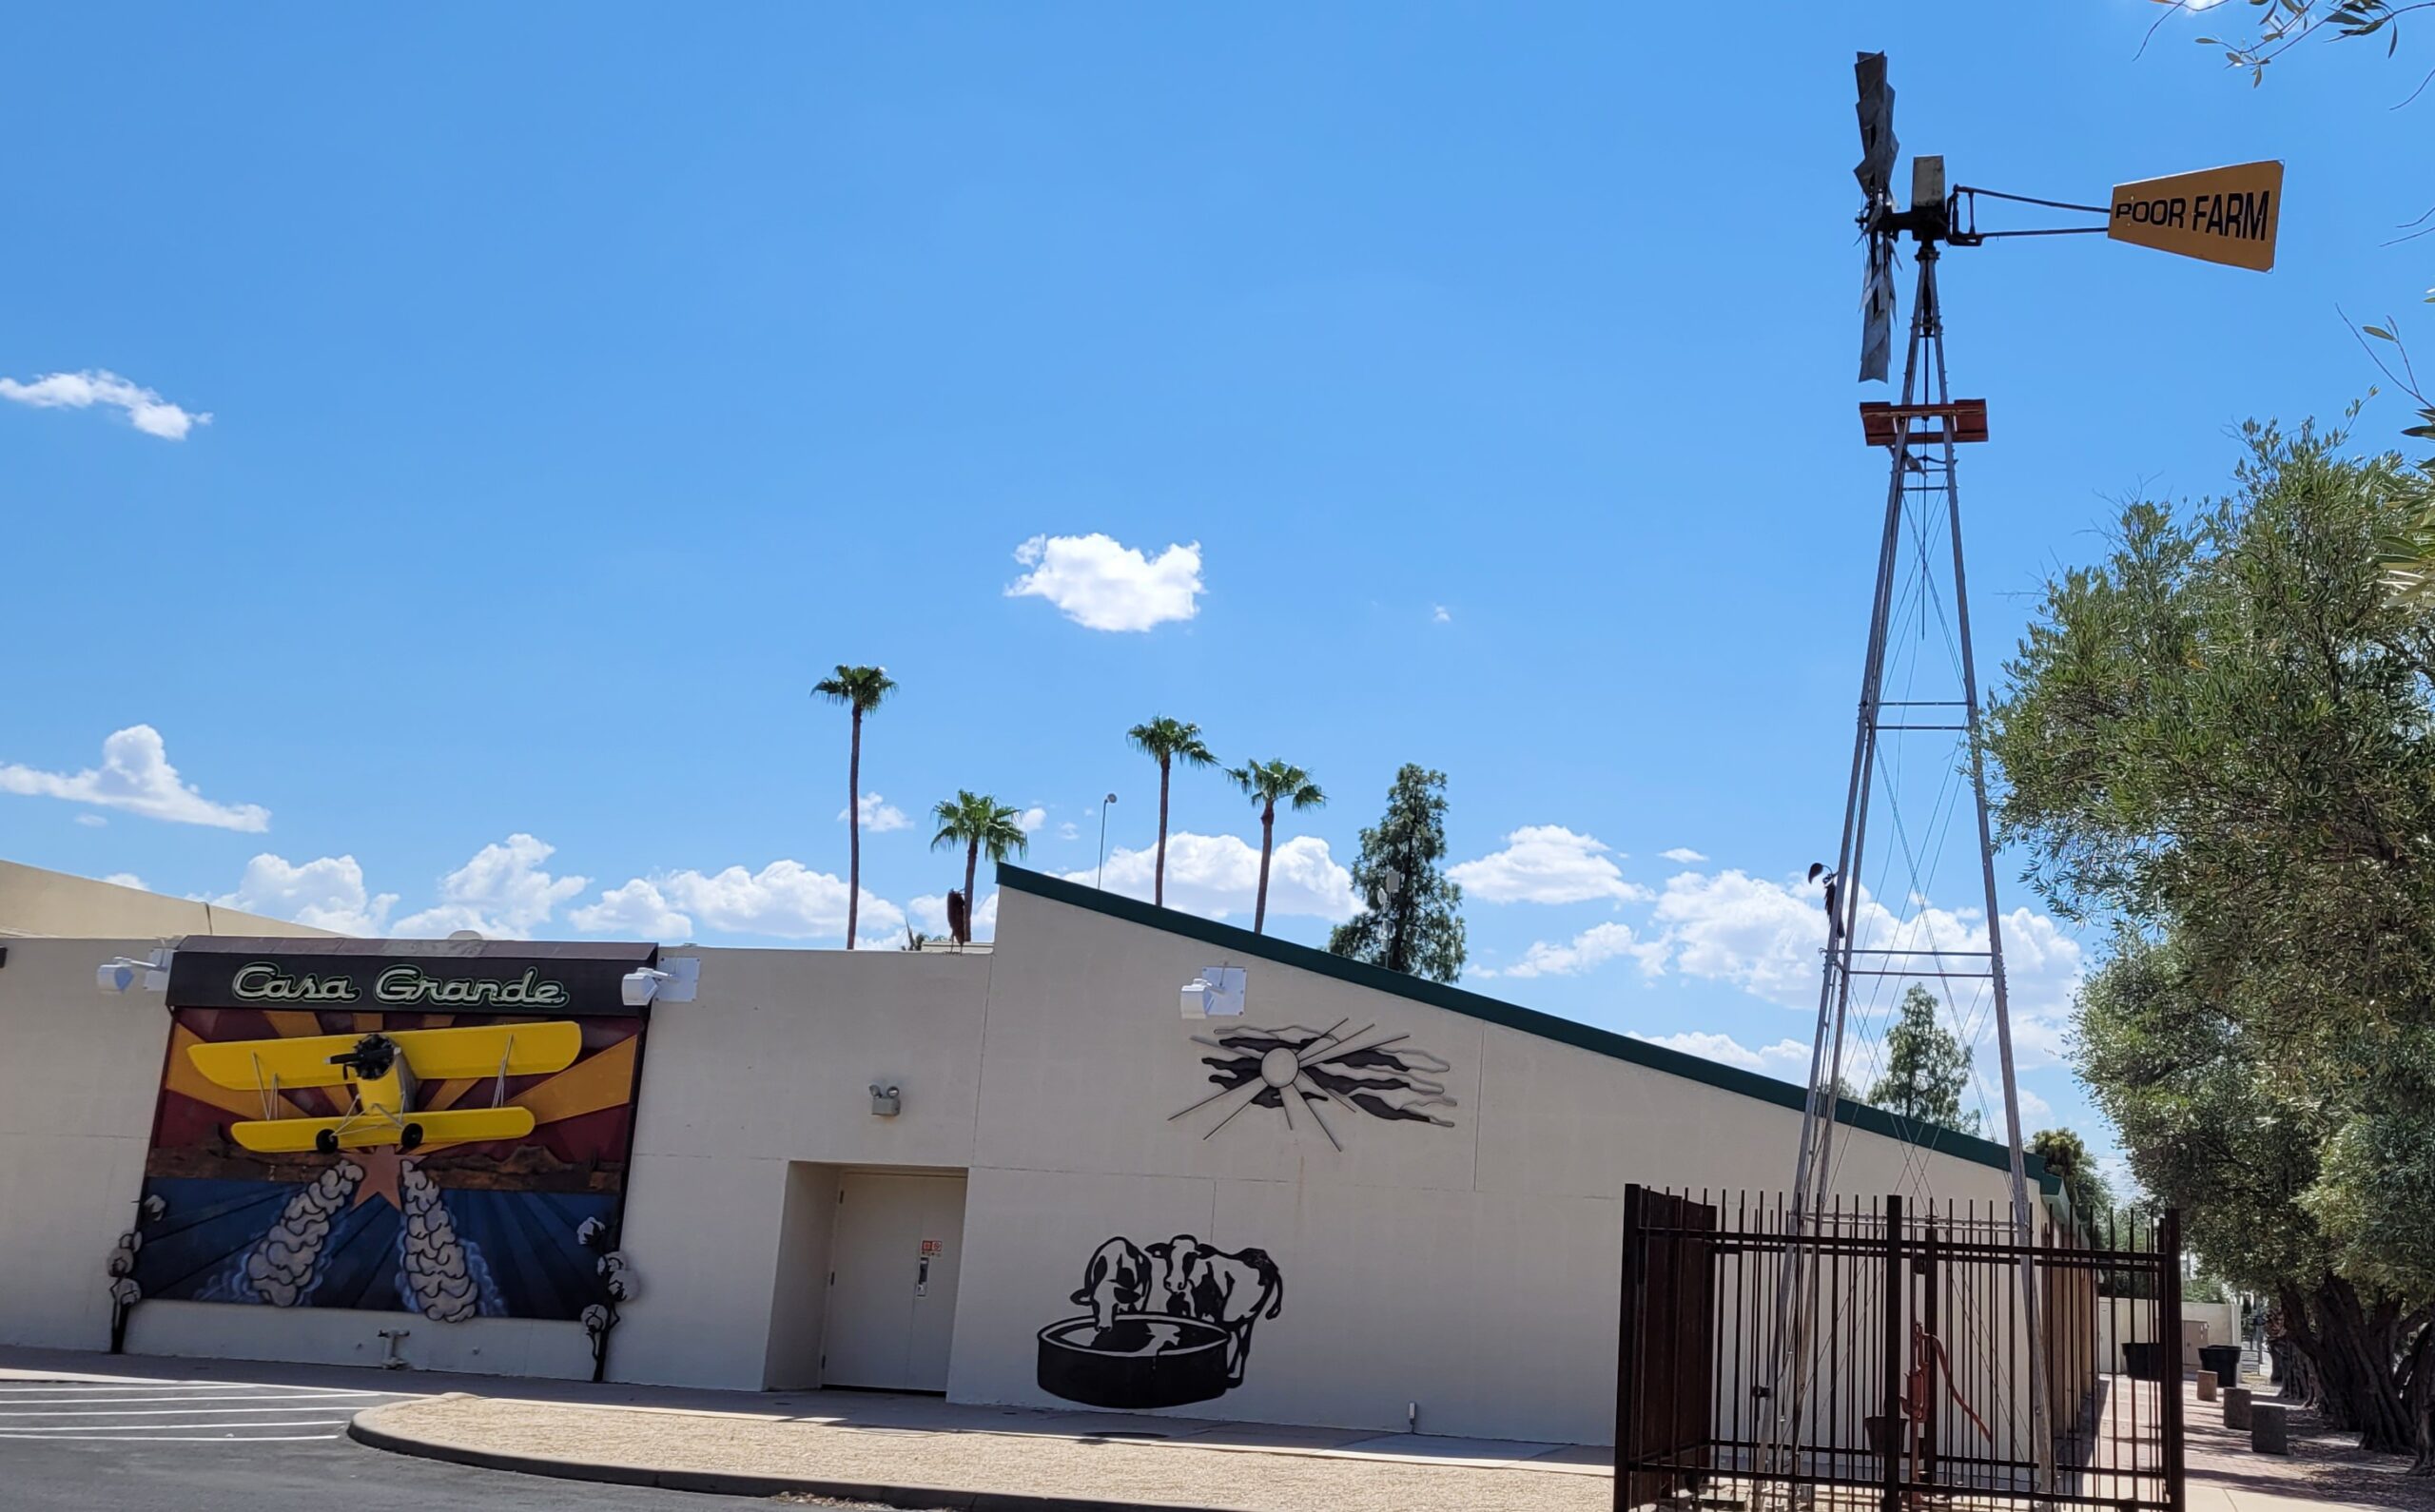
360, 1395, 1609, 1512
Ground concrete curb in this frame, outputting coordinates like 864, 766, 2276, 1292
346, 1398, 1234, 1512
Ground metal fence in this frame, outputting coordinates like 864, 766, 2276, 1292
1616, 1186, 2183, 1512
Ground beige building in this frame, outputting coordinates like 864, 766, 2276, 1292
0, 864, 2052, 1446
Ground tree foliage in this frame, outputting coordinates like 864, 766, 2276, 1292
1327, 764, 1467, 982
1867, 984, 1979, 1134
1226, 759, 1324, 935
2027, 1127, 2115, 1227
1985, 422, 2435, 1464
929, 790, 1028, 943
1127, 716, 1218, 909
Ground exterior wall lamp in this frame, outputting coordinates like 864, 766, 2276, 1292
869, 1082, 902, 1116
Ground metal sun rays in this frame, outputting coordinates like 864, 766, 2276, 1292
1167, 1019, 1454, 1152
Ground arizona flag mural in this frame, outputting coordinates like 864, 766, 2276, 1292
129, 940, 653, 1324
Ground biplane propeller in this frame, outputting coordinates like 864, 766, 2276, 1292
186, 1021, 582, 1155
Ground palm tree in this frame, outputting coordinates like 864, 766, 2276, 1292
812, 665, 896, 949
1126, 716, 1217, 908
1226, 759, 1325, 935
929, 790, 1030, 943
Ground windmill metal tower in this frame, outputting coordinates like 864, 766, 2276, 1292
1763, 49, 2050, 1498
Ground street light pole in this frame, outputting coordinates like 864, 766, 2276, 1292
1096, 793, 1119, 888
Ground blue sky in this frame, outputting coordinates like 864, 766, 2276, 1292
3, 4, 2423, 1167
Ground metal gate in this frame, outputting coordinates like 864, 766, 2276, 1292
1616, 1186, 2183, 1512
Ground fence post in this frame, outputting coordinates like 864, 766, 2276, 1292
2159, 1208, 2185, 1512
1617, 1184, 1645, 1512
1882, 1193, 1905, 1512
1919, 1218, 1938, 1496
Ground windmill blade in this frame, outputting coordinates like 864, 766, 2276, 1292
1853, 51, 1898, 201
1859, 237, 1897, 383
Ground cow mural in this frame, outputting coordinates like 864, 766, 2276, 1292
1037, 1234, 1284, 1409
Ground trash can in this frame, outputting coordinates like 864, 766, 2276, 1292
2122, 1341, 2170, 1381
2199, 1344, 2242, 1393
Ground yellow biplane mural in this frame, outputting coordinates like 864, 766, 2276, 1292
185, 1021, 583, 1154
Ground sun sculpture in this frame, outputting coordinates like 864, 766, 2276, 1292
1169, 1018, 1453, 1151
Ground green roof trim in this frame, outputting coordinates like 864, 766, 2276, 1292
998, 864, 2055, 1192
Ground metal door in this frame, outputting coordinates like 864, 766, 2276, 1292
823, 1171, 968, 1391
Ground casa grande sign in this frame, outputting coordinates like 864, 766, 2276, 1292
229, 961, 572, 1008
2108, 160, 2282, 272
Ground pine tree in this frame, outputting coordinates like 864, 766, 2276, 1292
1868, 983, 1978, 1133
1327, 765, 1466, 982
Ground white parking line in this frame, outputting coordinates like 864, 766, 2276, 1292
0, 1376, 412, 1442
0, 1392, 388, 1410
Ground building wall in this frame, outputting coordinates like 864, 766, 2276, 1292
944, 883, 2026, 1445
0, 893, 2037, 1447
0, 862, 338, 940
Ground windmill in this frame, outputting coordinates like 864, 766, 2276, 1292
1755, 51, 2283, 1506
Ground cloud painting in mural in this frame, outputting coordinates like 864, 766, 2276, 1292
1038, 1234, 1283, 1409
1171, 1019, 1453, 1152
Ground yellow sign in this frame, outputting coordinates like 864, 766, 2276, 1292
2108, 161, 2283, 271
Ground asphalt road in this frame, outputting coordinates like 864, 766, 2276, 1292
0, 1375, 845, 1511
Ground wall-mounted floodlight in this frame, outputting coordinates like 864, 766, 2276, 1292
1179, 965, 1247, 1019
96, 949, 171, 994
868, 1082, 902, 1116
619, 957, 700, 1008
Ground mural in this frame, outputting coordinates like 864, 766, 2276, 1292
1170, 1018, 1454, 1150
130, 999, 644, 1325
1037, 1234, 1283, 1409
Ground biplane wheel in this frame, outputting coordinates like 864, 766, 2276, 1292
315, 1129, 339, 1154
400, 1122, 424, 1152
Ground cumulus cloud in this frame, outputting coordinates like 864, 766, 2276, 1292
1006, 533, 1203, 631
1432, 605, 1451, 624
216, 853, 399, 936
1448, 825, 1648, 905
909, 889, 999, 941
0, 369, 209, 439
1630, 1031, 1812, 1075
1070, 831, 1359, 922
1019, 806, 1047, 834
837, 792, 909, 833
1476, 921, 1666, 979
568, 878, 694, 939
103, 872, 147, 891
0, 726, 269, 830
1661, 847, 1707, 864
393, 834, 587, 940
1057, 821, 1081, 842
1638, 866, 2083, 1069
573, 860, 903, 944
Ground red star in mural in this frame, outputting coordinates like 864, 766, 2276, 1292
349, 1146, 406, 1212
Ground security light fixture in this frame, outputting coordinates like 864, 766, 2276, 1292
619, 957, 699, 1007
868, 1082, 902, 1116
1179, 964, 1247, 1019
95, 949, 170, 994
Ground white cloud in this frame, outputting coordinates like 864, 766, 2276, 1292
837, 792, 909, 833
216, 853, 398, 936
575, 860, 903, 944
1448, 825, 1648, 905
75, 813, 107, 828
1476, 921, 1666, 980
1005, 533, 1203, 632
393, 834, 586, 940
1638, 866, 2083, 1070
1432, 605, 1451, 624
103, 872, 147, 892
1019, 806, 1047, 834
1660, 847, 1707, 864
568, 878, 694, 939
1070, 831, 1359, 922
1057, 821, 1081, 842
1629, 1031, 1813, 1075
909, 889, 1000, 941
1646, 868, 1828, 1008
0, 369, 209, 440
0, 725, 269, 831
